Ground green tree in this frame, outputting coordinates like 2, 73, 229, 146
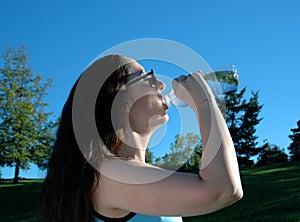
225, 88, 263, 167
0, 46, 55, 183
155, 133, 200, 171
256, 141, 288, 166
179, 143, 202, 172
288, 120, 300, 161
145, 149, 154, 164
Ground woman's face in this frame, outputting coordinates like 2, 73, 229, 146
124, 61, 169, 134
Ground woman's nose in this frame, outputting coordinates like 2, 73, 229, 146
155, 80, 166, 92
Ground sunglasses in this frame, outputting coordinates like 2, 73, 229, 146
125, 69, 158, 88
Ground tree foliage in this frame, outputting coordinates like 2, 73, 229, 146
0, 46, 55, 183
179, 143, 202, 172
225, 88, 263, 166
288, 120, 300, 161
145, 149, 154, 164
256, 141, 288, 166
153, 87, 264, 171
154, 133, 200, 171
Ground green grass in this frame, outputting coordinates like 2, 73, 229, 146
0, 162, 299, 222
0, 179, 43, 222
183, 161, 300, 222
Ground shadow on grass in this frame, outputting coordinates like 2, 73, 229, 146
0, 180, 43, 222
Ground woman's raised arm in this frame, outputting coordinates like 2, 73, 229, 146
94, 72, 243, 217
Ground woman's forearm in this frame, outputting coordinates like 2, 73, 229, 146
194, 85, 243, 202
173, 72, 243, 201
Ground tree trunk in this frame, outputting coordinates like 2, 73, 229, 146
13, 162, 20, 184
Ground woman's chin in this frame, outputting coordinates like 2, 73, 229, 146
149, 114, 169, 131
161, 113, 169, 124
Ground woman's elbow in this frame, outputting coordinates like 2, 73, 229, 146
197, 186, 243, 215
236, 187, 244, 200
220, 186, 243, 206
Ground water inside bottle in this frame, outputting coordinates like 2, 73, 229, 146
204, 68, 239, 95
163, 65, 239, 107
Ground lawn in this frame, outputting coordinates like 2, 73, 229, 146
184, 161, 300, 222
0, 179, 43, 222
0, 161, 299, 222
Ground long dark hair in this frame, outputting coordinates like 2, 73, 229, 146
41, 54, 134, 222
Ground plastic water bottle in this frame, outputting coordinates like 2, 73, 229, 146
163, 64, 239, 107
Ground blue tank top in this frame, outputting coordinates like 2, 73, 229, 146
93, 210, 183, 222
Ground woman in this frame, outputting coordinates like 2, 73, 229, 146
41, 54, 243, 222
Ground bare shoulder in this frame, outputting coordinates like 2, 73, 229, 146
98, 157, 174, 184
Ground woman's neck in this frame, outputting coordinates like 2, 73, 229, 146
116, 145, 146, 162
117, 131, 150, 163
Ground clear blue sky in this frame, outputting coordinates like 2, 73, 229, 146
1, 0, 299, 178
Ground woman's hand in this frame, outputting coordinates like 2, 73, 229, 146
172, 71, 214, 111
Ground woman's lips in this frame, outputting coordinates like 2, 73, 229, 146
158, 95, 168, 111
163, 102, 168, 111
157, 94, 168, 114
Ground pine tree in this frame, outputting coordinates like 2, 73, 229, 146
0, 46, 55, 183
288, 120, 300, 161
